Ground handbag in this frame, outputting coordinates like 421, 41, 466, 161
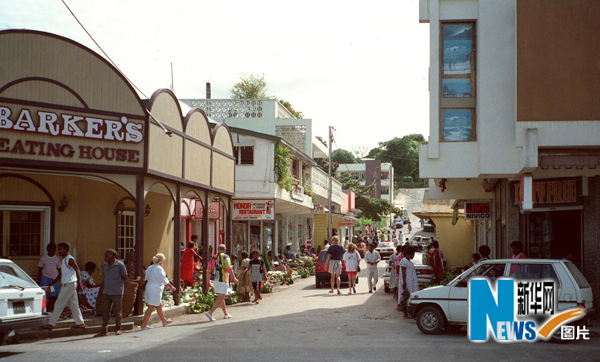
355, 252, 361, 272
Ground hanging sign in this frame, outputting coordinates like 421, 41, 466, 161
464, 202, 491, 220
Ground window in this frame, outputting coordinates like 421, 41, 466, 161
381, 187, 389, 195
0, 207, 49, 257
117, 211, 135, 260
509, 263, 560, 287
381, 172, 389, 180
441, 22, 476, 141
233, 146, 254, 165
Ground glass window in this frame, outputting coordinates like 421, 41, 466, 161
234, 146, 254, 165
117, 211, 135, 260
0, 263, 38, 288
441, 22, 476, 142
443, 109, 475, 141
8, 211, 42, 257
565, 262, 591, 288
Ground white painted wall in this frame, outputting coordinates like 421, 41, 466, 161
420, 0, 600, 183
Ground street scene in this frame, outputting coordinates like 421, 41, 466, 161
1, 0, 600, 360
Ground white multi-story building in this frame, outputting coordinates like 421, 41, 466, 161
418, 0, 600, 301
338, 160, 395, 204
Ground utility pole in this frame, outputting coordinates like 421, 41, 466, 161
328, 126, 334, 242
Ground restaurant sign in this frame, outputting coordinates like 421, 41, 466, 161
509, 177, 582, 208
232, 200, 274, 221
0, 102, 145, 168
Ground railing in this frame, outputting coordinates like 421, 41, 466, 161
311, 167, 343, 205
179, 99, 297, 120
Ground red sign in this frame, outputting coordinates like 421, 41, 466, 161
193, 200, 220, 220
465, 202, 491, 220
338, 221, 355, 227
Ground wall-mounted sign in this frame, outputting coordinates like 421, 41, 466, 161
338, 221, 355, 227
0, 102, 145, 168
291, 184, 305, 201
193, 200, 221, 220
465, 202, 491, 220
510, 177, 582, 209
232, 200, 274, 221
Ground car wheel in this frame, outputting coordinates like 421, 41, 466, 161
416, 307, 445, 335
315, 278, 322, 289
0, 332, 6, 346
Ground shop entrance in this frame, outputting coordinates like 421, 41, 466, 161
526, 209, 582, 269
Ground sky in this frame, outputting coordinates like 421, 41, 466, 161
0, 0, 430, 153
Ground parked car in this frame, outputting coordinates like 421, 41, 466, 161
423, 221, 435, 232
0, 259, 49, 345
394, 218, 404, 229
314, 250, 359, 288
375, 242, 395, 259
408, 259, 594, 340
383, 252, 434, 292
410, 235, 433, 250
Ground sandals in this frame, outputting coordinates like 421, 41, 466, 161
337, 290, 341, 295
71, 324, 86, 329
41, 324, 54, 330
141, 326, 153, 330
163, 319, 173, 327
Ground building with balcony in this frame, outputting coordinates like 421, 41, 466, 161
180, 98, 328, 160
226, 126, 342, 257
338, 160, 395, 204
418, 0, 600, 301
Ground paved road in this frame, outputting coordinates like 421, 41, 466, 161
2, 266, 599, 361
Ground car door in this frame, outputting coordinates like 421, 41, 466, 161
507, 262, 563, 314
447, 263, 507, 323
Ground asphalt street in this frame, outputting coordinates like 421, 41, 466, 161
2, 260, 599, 362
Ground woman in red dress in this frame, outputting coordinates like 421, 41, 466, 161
181, 242, 202, 288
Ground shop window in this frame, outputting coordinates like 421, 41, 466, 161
440, 22, 476, 142
117, 211, 135, 260
0, 207, 49, 257
233, 146, 254, 165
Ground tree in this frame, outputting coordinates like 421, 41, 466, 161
332, 149, 359, 164
335, 172, 399, 222
230, 73, 270, 99
277, 99, 303, 119
367, 134, 427, 189
352, 144, 369, 159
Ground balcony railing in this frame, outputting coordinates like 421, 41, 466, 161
179, 99, 296, 120
311, 167, 342, 205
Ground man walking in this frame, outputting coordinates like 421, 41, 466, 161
325, 236, 344, 294
95, 249, 128, 337
364, 243, 381, 293
206, 244, 238, 321
43, 243, 85, 330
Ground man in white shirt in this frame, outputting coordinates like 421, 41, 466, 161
364, 244, 381, 293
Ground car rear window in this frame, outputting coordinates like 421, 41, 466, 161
565, 262, 591, 289
0, 264, 38, 288
378, 242, 393, 247
318, 252, 328, 263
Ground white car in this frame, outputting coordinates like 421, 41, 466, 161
383, 252, 434, 292
408, 259, 594, 340
375, 242, 395, 259
0, 259, 48, 345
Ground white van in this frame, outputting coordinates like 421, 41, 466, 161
408, 259, 594, 340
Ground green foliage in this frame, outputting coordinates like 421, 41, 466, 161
355, 194, 401, 222
316, 158, 339, 174
230, 73, 270, 99
277, 99, 303, 119
274, 143, 293, 191
298, 268, 311, 278
332, 149, 360, 164
367, 134, 428, 189
426, 271, 458, 288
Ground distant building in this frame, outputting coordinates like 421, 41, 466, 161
337, 160, 395, 204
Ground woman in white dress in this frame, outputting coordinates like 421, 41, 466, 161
140, 253, 176, 329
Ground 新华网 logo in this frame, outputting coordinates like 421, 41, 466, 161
468, 278, 588, 342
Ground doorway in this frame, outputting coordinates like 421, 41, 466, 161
526, 210, 582, 269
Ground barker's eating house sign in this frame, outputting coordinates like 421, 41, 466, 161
0, 102, 145, 168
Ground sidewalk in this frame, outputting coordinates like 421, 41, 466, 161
13, 303, 189, 344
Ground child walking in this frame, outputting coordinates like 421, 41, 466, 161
398, 246, 418, 318
37, 243, 61, 312
248, 250, 267, 304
